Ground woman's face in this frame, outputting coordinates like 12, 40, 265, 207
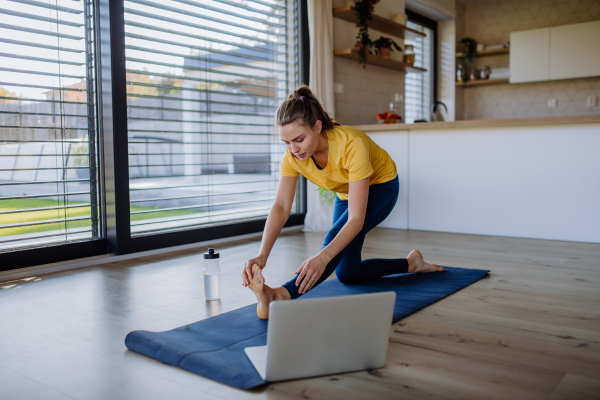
278, 120, 323, 161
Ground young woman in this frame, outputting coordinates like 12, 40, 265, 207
242, 86, 444, 319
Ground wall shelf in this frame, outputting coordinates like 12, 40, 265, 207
334, 49, 426, 73
332, 6, 426, 42
456, 78, 510, 87
455, 48, 510, 58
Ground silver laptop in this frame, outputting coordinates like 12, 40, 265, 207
244, 292, 396, 382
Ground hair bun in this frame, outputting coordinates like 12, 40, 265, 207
278, 85, 339, 131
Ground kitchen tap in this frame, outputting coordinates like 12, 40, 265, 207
430, 101, 448, 122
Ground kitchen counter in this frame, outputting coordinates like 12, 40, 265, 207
354, 114, 600, 132
361, 116, 600, 243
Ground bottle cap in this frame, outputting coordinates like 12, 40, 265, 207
203, 248, 220, 259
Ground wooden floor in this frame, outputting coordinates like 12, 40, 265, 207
1, 228, 599, 400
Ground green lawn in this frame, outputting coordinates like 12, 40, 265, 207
0, 199, 204, 237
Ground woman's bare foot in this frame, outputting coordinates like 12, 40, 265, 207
407, 250, 445, 273
247, 264, 291, 320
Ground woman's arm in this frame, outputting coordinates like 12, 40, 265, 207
295, 177, 370, 294
242, 176, 298, 286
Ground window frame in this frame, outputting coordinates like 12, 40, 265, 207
405, 9, 438, 117
0, 0, 309, 272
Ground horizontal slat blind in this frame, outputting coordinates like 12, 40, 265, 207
0, 0, 100, 251
405, 20, 432, 124
124, 0, 299, 235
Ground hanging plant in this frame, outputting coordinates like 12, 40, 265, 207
353, 0, 376, 68
459, 37, 477, 82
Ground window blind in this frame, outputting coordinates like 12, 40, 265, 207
404, 20, 433, 124
0, 0, 100, 251
123, 0, 299, 235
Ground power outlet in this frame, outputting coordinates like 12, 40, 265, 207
394, 93, 404, 102
334, 83, 344, 94
547, 98, 557, 108
588, 96, 597, 107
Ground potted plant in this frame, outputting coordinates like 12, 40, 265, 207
316, 187, 336, 205
353, 0, 376, 67
458, 37, 477, 82
372, 36, 402, 58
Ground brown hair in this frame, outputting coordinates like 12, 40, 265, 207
276, 86, 339, 134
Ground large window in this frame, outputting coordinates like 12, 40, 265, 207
0, 0, 101, 251
404, 11, 436, 124
0, 0, 306, 269
123, 0, 299, 235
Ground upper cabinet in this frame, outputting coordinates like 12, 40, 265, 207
550, 22, 600, 80
509, 28, 550, 83
510, 21, 600, 84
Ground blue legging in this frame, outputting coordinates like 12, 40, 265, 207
282, 175, 408, 299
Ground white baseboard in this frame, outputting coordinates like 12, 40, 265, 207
0, 225, 304, 283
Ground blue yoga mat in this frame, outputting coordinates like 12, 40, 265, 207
125, 267, 488, 389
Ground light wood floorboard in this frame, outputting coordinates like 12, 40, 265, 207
0, 228, 599, 399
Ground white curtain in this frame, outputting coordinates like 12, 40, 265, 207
304, 0, 336, 232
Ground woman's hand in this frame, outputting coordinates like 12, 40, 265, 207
242, 254, 267, 287
295, 253, 329, 294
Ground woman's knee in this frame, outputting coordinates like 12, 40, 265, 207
335, 268, 359, 285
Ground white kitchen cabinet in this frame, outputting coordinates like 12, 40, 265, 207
407, 123, 600, 243
367, 131, 409, 229
550, 20, 600, 80
509, 28, 550, 83
364, 121, 600, 243
510, 21, 600, 83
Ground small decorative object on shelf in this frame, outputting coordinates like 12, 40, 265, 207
376, 111, 402, 124
458, 37, 477, 82
372, 36, 402, 57
468, 68, 477, 81
403, 44, 415, 65
353, 0, 377, 68
479, 65, 491, 80
456, 63, 464, 83
488, 67, 509, 80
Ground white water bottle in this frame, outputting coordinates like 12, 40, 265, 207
203, 248, 221, 300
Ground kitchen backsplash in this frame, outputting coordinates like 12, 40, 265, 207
463, 77, 600, 119
457, 0, 600, 120
334, 58, 405, 126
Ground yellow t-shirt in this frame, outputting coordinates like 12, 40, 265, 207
279, 125, 397, 200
